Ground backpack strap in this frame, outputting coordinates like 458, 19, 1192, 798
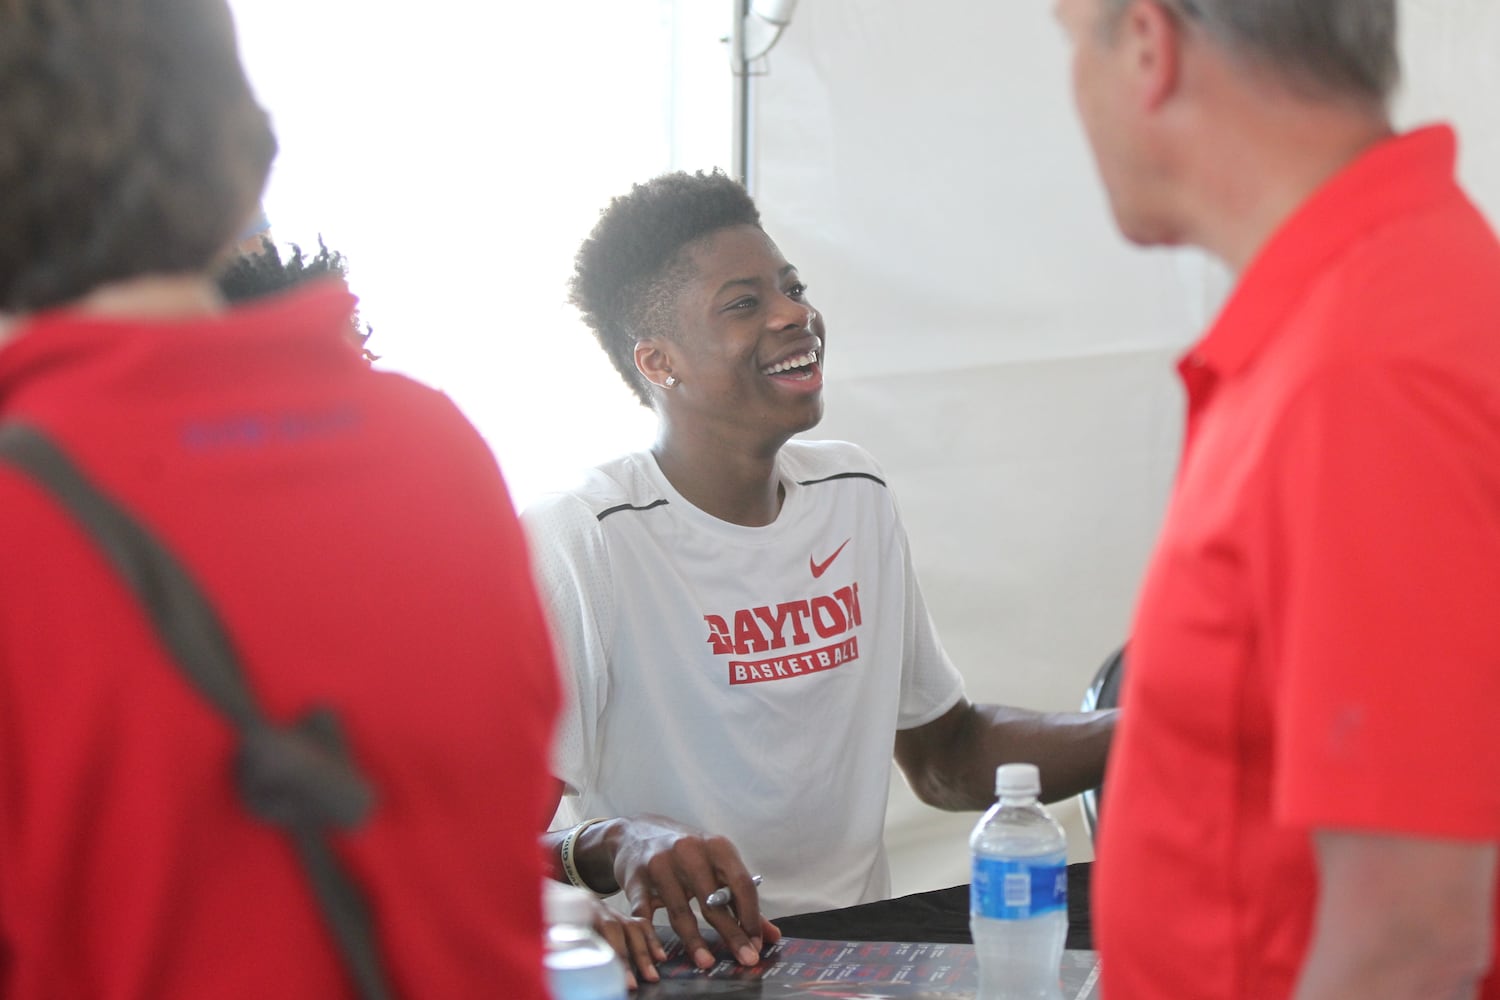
0, 423, 394, 1000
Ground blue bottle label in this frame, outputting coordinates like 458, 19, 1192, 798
971, 852, 1067, 920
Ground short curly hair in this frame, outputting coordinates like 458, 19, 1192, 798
218, 236, 348, 303
570, 170, 761, 408
0, 0, 276, 313
217, 236, 379, 362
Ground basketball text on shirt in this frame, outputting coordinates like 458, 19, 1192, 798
704, 583, 863, 685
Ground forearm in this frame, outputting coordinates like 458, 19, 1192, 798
906, 703, 1117, 811
543, 814, 751, 902
542, 817, 627, 895
1294, 949, 1489, 1000
1293, 832, 1496, 1000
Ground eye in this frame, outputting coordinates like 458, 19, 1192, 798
786, 282, 808, 300
725, 296, 758, 312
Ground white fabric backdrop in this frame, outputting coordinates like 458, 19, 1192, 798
749, 1, 1500, 890
228, 0, 1500, 898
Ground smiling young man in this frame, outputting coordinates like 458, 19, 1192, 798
523, 170, 1116, 985
1050, 1, 1500, 998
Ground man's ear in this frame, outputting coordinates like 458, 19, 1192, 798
1124, 0, 1184, 111
634, 338, 676, 390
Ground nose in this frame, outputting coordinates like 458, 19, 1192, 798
769, 294, 816, 331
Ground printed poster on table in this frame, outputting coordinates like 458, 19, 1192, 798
636, 932, 1101, 999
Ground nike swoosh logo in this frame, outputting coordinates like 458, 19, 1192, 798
810, 538, 852, 579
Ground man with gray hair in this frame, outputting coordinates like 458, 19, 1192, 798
1053, 1, 1500, 998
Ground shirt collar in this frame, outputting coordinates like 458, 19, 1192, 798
1186, 124, 1461, 380
0, 278, 361, 405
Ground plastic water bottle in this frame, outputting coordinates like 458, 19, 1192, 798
969, 762, 1068, 1000
544, 881, 627, 1000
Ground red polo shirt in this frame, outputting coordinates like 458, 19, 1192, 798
1096, 125, 1500, 999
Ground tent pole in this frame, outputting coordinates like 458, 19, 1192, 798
730, 0, 754, 192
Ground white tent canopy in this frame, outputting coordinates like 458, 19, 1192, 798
231, 0, 1500, 895
750, 0, 1500, 888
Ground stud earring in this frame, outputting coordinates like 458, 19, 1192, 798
664, 375, 678, 388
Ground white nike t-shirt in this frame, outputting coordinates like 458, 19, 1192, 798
522, 439, 965, 918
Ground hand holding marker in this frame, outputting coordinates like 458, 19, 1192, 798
705, 874, 764, 908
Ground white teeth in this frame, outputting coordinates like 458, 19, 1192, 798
762, 348, 819, 375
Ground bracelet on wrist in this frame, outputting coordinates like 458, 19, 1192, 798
560, 817, 610, 895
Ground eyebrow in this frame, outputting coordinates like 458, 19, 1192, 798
714, 264, 799, 299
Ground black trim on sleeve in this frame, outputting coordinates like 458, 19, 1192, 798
797, 472, 888, 488
596, 499, 669, 521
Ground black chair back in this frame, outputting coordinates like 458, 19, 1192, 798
1079, 645, 1127, 842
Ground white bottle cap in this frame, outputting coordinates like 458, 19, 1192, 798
544, 879, 597, 926
995, 762, 1041, 797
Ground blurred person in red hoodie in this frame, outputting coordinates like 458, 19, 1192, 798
0, 1, 558, 997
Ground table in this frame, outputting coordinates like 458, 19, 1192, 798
774, 862, 1094, 951
633, 864, 1098, 998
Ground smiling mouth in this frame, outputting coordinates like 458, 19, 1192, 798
761, 347, 820, 377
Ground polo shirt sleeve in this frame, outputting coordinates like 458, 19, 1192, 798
521, 493, 615, 799
1265, 360, 1500, 840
